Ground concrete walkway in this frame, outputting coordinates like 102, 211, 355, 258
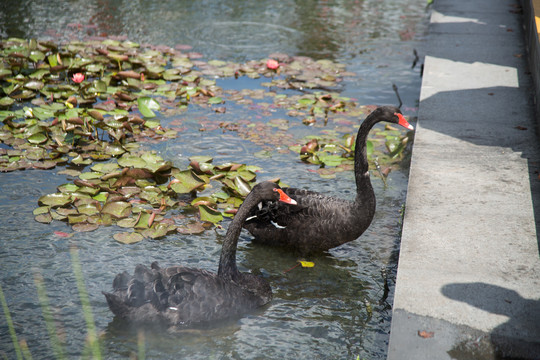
387, 0, 540, 358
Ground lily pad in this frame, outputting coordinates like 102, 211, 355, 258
101, 201, 132, 218
170, 170, 206, 194
177, 222, 206, 235
114, 232, 144, 244
140, 223, 176, 239
35, 213, 52, 223
138, 97, 160, 118
38, 193, 71, 207
72, 223, 99, 232
199, 205, 223, 224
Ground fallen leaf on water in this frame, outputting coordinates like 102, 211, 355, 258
299, 260, 315, 268
54, 231, 73, 238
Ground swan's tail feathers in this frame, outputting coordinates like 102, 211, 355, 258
103, 291, 130, 318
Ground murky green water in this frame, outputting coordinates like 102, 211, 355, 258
0, 1, 427, 359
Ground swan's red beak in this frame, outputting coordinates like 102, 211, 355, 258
395, 112, 414, 130
274, 188, 297, 205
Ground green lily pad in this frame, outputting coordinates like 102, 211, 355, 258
90, 162, 119, 173
27, 132, 48, 144
58, 183, 80, 193
199, 205, 223, 224
117, 217, 138, 228
33, 206, 50, 215
208, 96, 223, 105
134, 212, 151, 229
138, 97, 160, 118
38, 193, 71, 207
117, 154, 147, 168
77, 203, 100, 215
79, 172, 102, 180
0, 97, 15, 107
140, 223, 176, 239
71, 155, 93, 166
233, 176, 251, 197
24, 80, 44, 91
101, 201, 132, 218
92, 192, 108, 202
68, 214, 88, 224
170, 170, 206, 194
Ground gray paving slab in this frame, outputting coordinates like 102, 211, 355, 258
387, 0, 540, 358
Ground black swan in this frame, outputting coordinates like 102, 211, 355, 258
103, 181, 297, 326
244, 106, 413, 254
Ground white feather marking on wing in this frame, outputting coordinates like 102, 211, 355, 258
270, 221, 286, 229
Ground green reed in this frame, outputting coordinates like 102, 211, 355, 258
70, 245, 102, 360
0, 283, 23, 360
33, 272, 66, 360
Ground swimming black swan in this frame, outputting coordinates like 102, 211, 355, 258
244, 106, 414, 254
103, 181, 297, 326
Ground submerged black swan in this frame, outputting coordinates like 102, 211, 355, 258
244, 106, 414, 254
103, 181, 297, 326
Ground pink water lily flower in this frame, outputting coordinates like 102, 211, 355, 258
266, 59, 279, 70
72, 73, 85, 83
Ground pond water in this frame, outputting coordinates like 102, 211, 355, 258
0, 1, 428, 359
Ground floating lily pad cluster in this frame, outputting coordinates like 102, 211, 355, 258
0, 38, 354, 173
289, 123, 413, 179
0, 37, 412, 239
34, 153, 269, 241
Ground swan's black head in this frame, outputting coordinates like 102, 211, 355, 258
370, 106, 414, 130
251, 181, 297, 205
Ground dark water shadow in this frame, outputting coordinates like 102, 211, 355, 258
441, 282, 540, 359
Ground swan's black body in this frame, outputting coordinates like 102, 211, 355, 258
244, 106, 413, 254
103, 182, 296, 326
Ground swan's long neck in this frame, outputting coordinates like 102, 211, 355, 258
217, 193, 258, 280
354, 114, 379, 204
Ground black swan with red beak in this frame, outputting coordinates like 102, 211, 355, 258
103, 181, 297, 326
244, 106, 414, 255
